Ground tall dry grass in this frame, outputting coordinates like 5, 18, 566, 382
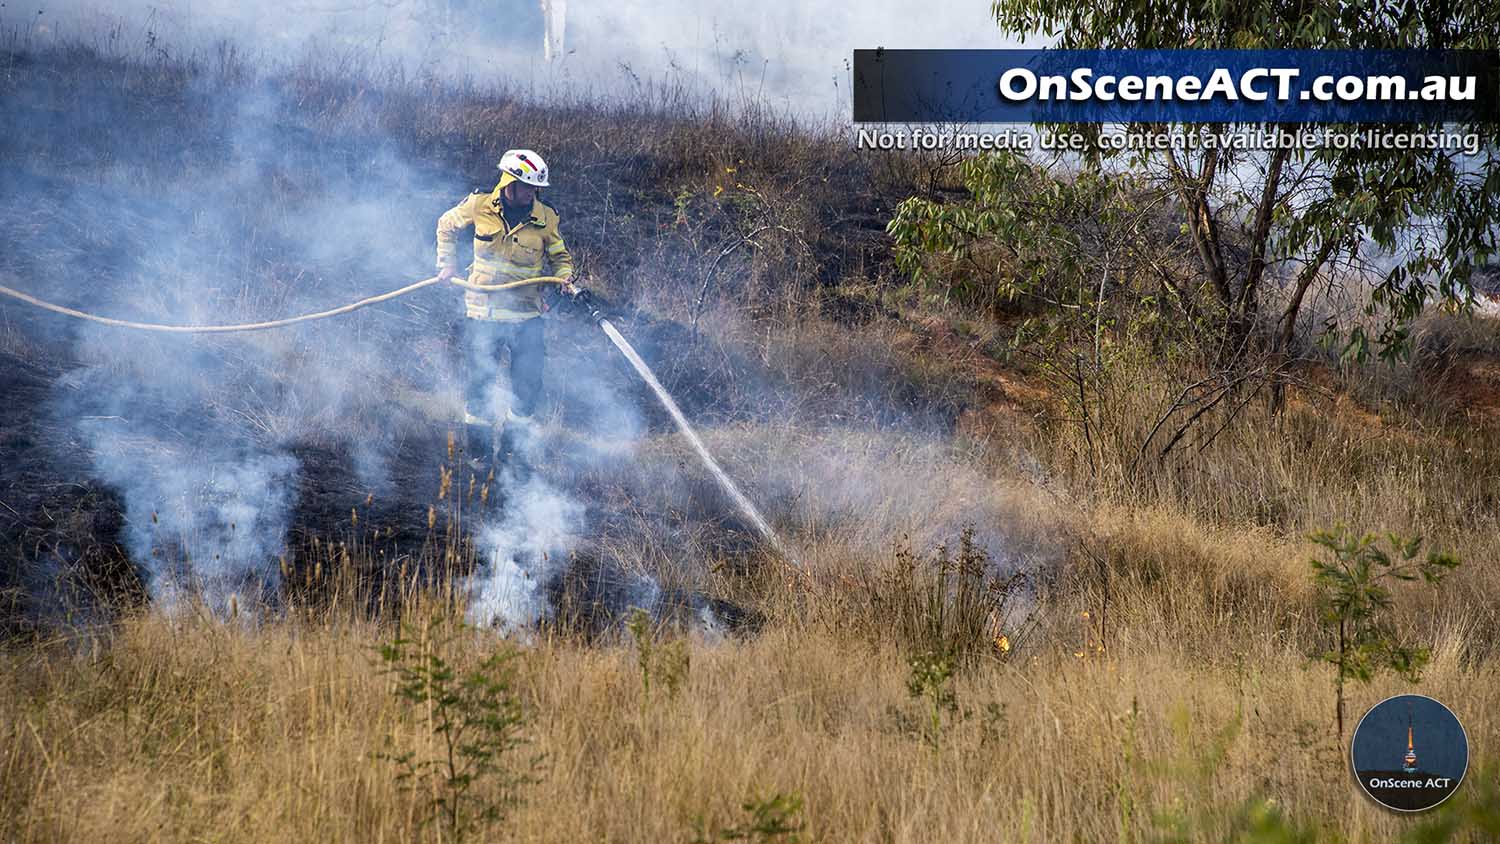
2, 599, 1495, 843
1020, 341, 1500, 657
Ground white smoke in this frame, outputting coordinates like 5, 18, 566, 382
24, 0, 1025, 117
77, 411, 299, 613
18, 54, 450, 615
465, 472, 583, 628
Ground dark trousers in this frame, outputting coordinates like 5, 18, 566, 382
462, 316, 545, 421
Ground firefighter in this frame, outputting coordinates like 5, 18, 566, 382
435, 148, 574, 474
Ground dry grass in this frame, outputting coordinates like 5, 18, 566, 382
2, 604, 1495, 843
1021, 347, 1500, 652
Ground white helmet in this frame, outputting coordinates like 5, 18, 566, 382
497, 149, 550, 187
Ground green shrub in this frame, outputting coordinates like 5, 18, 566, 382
626, 607, 691, 703
693, 791, 806, 843
1307, 528, 1459, 742
378, 615, 542, 842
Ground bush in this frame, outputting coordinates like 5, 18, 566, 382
378, 615, 542, 842
1307, 528, 1460, 742
868, 527, 1029, 666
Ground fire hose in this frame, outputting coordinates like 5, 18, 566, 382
0, 275, 574, 333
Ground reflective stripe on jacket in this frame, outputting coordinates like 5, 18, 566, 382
436, 186, 573, 322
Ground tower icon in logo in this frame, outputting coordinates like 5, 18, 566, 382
1402, 702, 1418, 774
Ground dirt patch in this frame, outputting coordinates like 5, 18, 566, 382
1442, 354, 1500, 425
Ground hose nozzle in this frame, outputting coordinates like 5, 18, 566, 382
570, 286, 605, 324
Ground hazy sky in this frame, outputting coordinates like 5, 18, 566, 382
27, 0, 1033, 115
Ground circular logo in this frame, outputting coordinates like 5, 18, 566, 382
1351, 694, 1468, 812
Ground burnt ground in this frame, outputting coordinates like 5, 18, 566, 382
0, 304, 796, 639
0, 364, 750, 640
0, 349, 140, 632
280, 431, 757, 639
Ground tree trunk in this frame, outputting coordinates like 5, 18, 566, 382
1239, 141, 1290, 320
1270, 230, 1344, 414
1336, 617, 1347, 746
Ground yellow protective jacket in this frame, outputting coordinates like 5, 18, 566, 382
436, 180, 573, 321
